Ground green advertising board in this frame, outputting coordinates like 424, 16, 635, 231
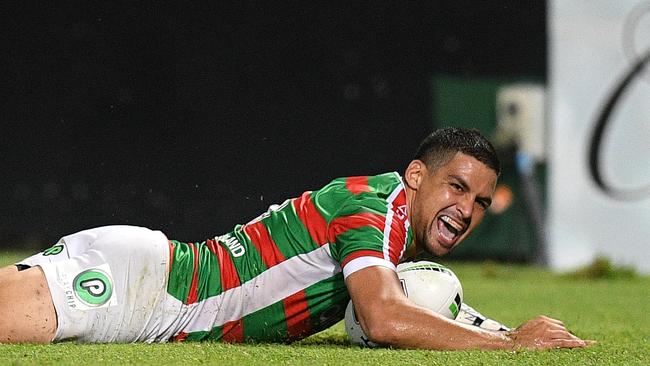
431, 75, 544, 263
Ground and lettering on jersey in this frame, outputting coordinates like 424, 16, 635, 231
166, 172, 413, 343
218, 233, 246, 257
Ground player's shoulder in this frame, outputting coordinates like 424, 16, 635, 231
320, 172, 403, 197
312, 172, 404, 216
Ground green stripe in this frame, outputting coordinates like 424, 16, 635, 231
263, 202, 319, 259
167, 241, 195, 302
340, 173, 403, 212
368, 173, 402, 196
335, 196, 390, 217
242, 301, 288, 342
331, 226, 384, 263
231, 225, 267, 283
184, 330, 211, 342
166, 241, 225, 303
303, 273, 349, 334
308, 173, 400, 225
311, 178, 355, 221
195, 243, 223, 302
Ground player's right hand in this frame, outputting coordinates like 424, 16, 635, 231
506, 315, 594, 350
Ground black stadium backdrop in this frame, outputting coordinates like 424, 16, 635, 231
1, 2, 546, 251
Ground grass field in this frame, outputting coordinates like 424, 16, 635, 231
0, 251, 648, 365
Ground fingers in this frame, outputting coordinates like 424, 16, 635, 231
516, 334, 590, 350
535, 315, 564, 327
510, 315, 595, 350
541, 317, 591, 345
545, 338, 589, 349
536, 315, 565, 327
546, 329, 581, 341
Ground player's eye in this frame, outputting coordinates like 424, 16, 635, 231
476, 200, 490, 210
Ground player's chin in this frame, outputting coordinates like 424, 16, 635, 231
426, 240, 454, 257
427, 233, 461, 257
427, 224, 463, 256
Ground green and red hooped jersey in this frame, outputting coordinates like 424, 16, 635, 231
166, 172, 413, 343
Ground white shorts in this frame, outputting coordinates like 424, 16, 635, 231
18, 225, 180, 343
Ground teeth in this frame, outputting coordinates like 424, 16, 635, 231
440, 215, 463, 232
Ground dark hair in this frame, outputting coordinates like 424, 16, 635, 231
413, 127, 501, 176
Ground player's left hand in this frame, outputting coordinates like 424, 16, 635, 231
507, 315, 594, 350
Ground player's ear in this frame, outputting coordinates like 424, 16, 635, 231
404, 159, 427, 190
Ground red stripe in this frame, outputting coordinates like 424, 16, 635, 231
387, 190, 409, 265
293, 192, 328, 246
346, 176, 371, 194
392, 189, 407, 211
172, 332, 188, 342
186, 242, 199, 304
209, 239, 241, 291
327, 212, 385, 243
221, 319, 245, 343
243, 221, 313, 341
209, 239, 244, 342
387, 224, 406, 264
168, 241, 175, 273
341, 249, 385, 268
169, 241, 192, 342
284, 289, 312, 341
244, 221, 286, 267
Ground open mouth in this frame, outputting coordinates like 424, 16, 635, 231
435, 214, 465, 247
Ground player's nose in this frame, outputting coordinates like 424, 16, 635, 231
456, 194, 474, 219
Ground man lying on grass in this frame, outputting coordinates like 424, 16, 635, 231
0, 128, 590, 350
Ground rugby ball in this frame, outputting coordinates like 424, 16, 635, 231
345, 261, 463, 347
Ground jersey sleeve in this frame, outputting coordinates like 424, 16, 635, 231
327, 195, 410, 279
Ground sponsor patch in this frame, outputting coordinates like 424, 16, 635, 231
66, 263, 118, 310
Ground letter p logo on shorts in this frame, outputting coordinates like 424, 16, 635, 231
71, 264, 118, 309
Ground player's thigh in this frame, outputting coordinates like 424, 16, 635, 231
0, 266, 56, 343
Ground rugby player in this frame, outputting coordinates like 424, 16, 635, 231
0, 128, 589, 349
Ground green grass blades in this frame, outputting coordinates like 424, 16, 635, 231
0, 251, 29, 265
0, 254, 648, 365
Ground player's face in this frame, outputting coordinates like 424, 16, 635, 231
405, 153, 497, 257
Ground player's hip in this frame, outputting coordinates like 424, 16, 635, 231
19, 225, 177, 343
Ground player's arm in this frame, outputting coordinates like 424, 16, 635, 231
345, 265, 589, 350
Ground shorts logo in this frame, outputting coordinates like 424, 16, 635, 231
73, 270, 113, 306
43, 244, 64, 256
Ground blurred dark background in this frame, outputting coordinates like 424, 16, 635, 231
1, 2, 546, 249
